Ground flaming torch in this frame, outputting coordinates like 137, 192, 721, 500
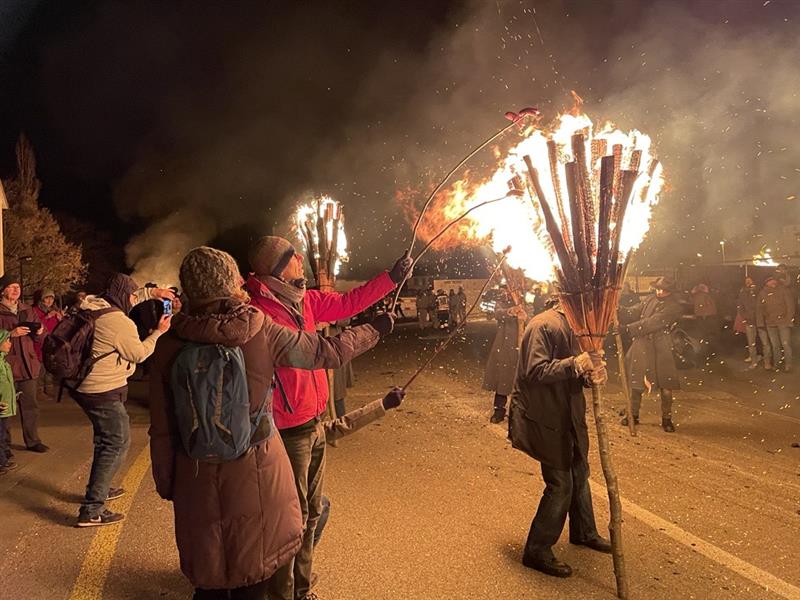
293, 195, 349, 422
408, 104, 663, 599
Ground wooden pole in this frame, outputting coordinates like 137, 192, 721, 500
591, 384, 629, 599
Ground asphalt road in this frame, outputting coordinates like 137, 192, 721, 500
0, 321, 798, 599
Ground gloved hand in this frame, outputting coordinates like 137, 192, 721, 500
371, 312, 395, 335
588, 365, 608, 386
382, 387, 405, 410
389, 251, 413, 284
574, 352, 594, 375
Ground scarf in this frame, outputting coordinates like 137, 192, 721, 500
263, 275, 306, 306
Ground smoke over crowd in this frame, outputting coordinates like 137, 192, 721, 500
19, 0, 800, 283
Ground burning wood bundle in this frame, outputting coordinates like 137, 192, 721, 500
293, 195, 348, 291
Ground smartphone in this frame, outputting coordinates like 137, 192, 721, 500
18, 321, 40, 335
162, 299, 173, 316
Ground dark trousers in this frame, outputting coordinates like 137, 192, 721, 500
493, 393, 508, 411
524, 448, 600, 560
269, 420, 326, 600
15, 378, 41, 448
0, 417, 10, 467
73, 387, 130, 519
631, 389, 673, 419
193, 579, 270, 600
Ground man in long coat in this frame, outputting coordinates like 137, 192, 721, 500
619, 276, 682, 432
484, 290, 525, 423
508, 300, 611, 578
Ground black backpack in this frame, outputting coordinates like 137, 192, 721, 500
42, 307, 118, 389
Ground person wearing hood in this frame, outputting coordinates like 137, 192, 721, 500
148, 246, 397, 599
618, 276, 683, 433
244, 236, 411, 600
33, 289, 64, 395
0, 273, 47, 453
0, 329, 19, 475
73, 273, 172, 527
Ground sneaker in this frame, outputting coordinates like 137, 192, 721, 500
27, 443, 49, 453
621, 415, 639, 427
107, 487, 126, 501
744, 356, 752, 363
76, 510, 125, 528
661, 418, 676, 433
302, 594, 322, 600
0, 461, 19, 475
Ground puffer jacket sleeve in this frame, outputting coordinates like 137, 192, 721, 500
324, 398, 386, 442
520, 323, 577, 384
148, 338, 177, 501
267, 317, 381, 370
307, 272, 396, 323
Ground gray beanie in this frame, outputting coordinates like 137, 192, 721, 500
248, 236, 296, 277
179, 247, 243, 301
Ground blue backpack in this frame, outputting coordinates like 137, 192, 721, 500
170, 343, 270, 463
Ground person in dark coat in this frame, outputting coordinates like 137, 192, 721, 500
485, 290, 525, 423
508, 302, 611, 578
0, 273, 47, 452
756, 275, 795, 372
618, 276, 682, 432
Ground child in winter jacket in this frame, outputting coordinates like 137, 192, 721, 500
0, 329, 19, 475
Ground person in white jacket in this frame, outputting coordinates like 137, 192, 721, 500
74, 273, 171, 527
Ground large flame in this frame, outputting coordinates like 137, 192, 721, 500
753, 247, 778, 267
405, 107, 664, 282
292, 196, 349, 276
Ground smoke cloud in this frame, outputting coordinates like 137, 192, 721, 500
36, 0, 800, 283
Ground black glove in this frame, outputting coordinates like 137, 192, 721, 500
371, 312, 395, 335
389, 251, 413, 284
382, 387, 405, 410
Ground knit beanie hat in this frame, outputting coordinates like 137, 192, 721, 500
248, 236, 296, 277
180, 246, 243, 301
0, 272, 20, 294
41, 289, 56, 299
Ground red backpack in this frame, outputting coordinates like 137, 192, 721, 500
42, 307, 118, 389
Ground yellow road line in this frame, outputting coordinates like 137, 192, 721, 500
589, 480, 800, 600
68, 444, 152, 600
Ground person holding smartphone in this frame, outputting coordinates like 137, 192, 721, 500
0, 273, 47, 453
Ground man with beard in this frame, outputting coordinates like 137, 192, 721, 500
508, 297, 611, 578
244, 236, 412, 600
618, 276, 683, 432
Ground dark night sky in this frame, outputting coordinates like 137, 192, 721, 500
1, 0, 798, 284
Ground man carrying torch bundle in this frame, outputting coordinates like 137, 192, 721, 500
509, 297, 612, 578
244, 235, 412, 600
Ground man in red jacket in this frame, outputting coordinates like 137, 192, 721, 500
246, 236, 411, 600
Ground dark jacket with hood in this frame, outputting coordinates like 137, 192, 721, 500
508, 308, 589, 470
148, 298, 381, 590
0, 302, 42, 381
620, 293, 682, 391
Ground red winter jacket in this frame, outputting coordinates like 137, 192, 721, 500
247, 272, 396, 429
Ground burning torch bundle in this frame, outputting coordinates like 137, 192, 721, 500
294, 195, 348, 291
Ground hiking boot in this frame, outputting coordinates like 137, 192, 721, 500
661, 418, 676, 433
621, 415, 639, 427
27, 443, 49, 453
0, 462, 19, 475
490, 408, 506, 424
522, 553, 573, 578
107, 487, 126, 501
76, 510, 125, 528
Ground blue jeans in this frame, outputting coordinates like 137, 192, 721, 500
73, 388, 130, 518
524, 446, 600, 559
